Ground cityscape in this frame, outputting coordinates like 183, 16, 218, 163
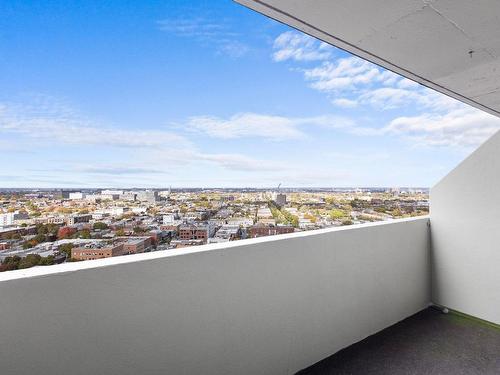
0, 187, 428, 272
1, 1, 500, 374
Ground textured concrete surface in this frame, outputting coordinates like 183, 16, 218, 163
297, 307, 500, 375
431, 129, 500, 324
0, 218, 430, 375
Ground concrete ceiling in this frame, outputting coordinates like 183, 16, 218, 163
235, 0, 500, 117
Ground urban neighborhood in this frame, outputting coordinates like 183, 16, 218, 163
0, 187, 428, 272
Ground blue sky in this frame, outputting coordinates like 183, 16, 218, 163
1, 0, 500, 188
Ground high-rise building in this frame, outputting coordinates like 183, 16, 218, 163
137, 190, 159, 203
275, 193, 287, 207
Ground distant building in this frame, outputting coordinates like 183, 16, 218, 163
66, 214, 92, 225
118, 237, 152, 254
257, 206, 273, 219
163, 214, 177, 225
120, 192, 137, 202
61, 190, 78, 199
248, 224, 294, 238
209, 225, 242, 243
227, 217, 254, 226
257, 218, 276, 226
84, 194, 102, 203
71, 243, 125, 261
160, 223, 181, 233
99, 194, 115, 201
2, 212, 14, 227
101, 189, 124, 196
0, 212, 29, 227
0, 242, 11, 251
69, 192, 84, 200
137, 191, 159, 203
275, 193, 287, 207
178, 224, 214, 244
0, 226, 37, 240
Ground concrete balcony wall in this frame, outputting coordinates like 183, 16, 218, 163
431, 130, 500, 324
0, 217, 430, 375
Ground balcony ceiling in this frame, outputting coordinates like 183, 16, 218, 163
236, 0, 500, 117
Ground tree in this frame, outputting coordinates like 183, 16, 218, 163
0, 256, 21, 272
33, 233, 47, 244
78, 229, 91, 239
39, 255, 55, 266
304, 213, 317, 223
58, 243, 74, 258
18, 254, 42, 269
58, 226, 76, 239
22, 241, 34, 250
93, 222, 108, 230
0, 254, 55, 272
36, 224, 48, 235
329, 209, 346, 220
391, 208, 403, 217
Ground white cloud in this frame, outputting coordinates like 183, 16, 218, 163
303, 57, 381, 91
185, 112, 357, 140
270, 29, 500, 151
272, 31, 333, 62
383, 108, 500, 148
271, 39, 463, 112
359, 87, 426, 109
397, 78, 420, 89
185, 113, 304, 140
332, 98, 358, 108
0, 99, 190, 149
194, 153, 285, 172
217, 40, 249, 58
157, 17, 249, 58
157, 18, 231, 39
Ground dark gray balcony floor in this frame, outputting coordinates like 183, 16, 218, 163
297, 307, 500, 375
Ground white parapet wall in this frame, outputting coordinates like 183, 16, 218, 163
0, 217, 430, 375
431, 130, 500, 325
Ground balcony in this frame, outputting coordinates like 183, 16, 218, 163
2, 1, 500, 374
0, 207, 498, 374
1, 217, 432, 375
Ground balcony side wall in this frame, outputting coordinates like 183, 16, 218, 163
0, 218, 430, 375
431, 130, 500, 324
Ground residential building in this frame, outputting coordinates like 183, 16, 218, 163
0, 213, 14, 227
178, 224, 212, 243
118, 237, 152, 254
66, 214, 92, 225
68, 192, 84, 200
248, 223, 295, 238
0, 212, 29, 227
209, 225, 242, 243
71, 243, 125, 261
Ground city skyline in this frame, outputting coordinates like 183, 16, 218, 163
2, 0, 500, 188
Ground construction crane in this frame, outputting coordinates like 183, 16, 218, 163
277, 183, 281, 192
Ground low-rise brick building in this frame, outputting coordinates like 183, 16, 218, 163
71, 243, 125, 261
248, 224, 294, 238
121, 237, 152, 254
178, 224, 210, 244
